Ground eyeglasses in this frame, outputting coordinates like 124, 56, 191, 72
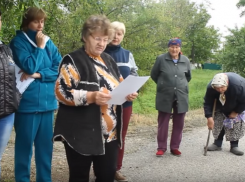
91, 35, 110, 44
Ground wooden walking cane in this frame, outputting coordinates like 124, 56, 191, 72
204, 99, 217, 156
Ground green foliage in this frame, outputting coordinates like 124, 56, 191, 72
0, 0, 221, 65
221, 27, 245, 77
133, 78, 157, 114
188, 69, 221, 109
237, 0, 245, 16
133, 69, 221, 114
0, 0, 223, 115
184, 4, 221, 63
0, 0, 42, 43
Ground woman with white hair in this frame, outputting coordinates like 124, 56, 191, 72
204, 72, 245, 156
104, 21, 138, 182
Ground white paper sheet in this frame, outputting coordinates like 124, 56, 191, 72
107, 75, 150, 105
15, 65, 35, 94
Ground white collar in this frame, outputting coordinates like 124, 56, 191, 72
22, 31, 50, 48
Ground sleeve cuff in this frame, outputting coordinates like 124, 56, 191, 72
73, 89, 88, 106
38, 71, 45, 82
205, 114, 212, 118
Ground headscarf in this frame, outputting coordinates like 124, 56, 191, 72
211, 73, 229, 106
168, 38, 181, 47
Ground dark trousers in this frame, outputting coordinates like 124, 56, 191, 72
64, 140, 119, 182
117, 106, 132, 171
215, 127, 239, 148
157, 101, 186, 151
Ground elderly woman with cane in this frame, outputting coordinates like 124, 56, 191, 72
204, 72, 245, 156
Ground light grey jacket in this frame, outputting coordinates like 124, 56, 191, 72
151, 52, 191, 113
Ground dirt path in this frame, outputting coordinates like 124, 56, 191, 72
3, 109, 245, 182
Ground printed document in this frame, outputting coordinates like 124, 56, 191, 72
15, 65, 35, 94
107, 75, 150, 105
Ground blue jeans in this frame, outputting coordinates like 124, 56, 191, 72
0, 113, 15, 178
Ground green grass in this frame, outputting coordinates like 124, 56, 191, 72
133, 69, 221, 114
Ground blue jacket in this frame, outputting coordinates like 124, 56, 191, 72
10, 30, 62, 113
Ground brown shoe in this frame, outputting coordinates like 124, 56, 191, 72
115, 171, 128, 182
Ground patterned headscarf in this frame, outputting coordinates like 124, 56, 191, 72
211, 73, 229, 88
168, 38, 181, 47
211, 73, 229, 106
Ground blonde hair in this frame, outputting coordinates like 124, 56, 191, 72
20, 7, 47, 32
111, 21, 126, 35
81, 14, 114, 43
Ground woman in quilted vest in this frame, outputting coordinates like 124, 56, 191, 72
0, 9, 20, 180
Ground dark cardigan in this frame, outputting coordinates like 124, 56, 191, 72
53, 47, 122, 155
204, 72, 245, 118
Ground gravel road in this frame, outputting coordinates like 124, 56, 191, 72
121, 126, 245, 182
1, 110, 245, 182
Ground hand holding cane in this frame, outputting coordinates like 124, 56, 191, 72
204, 99, 217, 156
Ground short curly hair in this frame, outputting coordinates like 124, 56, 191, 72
81, 14, 114, 43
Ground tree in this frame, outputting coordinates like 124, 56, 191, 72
237, 0, 245, 16
0, 0, 40, 42
184, 4, 220, 63
221, 26, 245, 77
0, 0, 221, 73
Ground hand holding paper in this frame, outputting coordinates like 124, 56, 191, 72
107, 75, 150, 105
126, 92, 138, 102
15, 65, 35, 94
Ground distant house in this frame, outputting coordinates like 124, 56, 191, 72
190, 63, 202, 70
202, 63, 222, 70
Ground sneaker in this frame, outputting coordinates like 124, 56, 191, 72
206, 143, 222, 151
171, 149, 181, 156
115, 171, 128, 182
156, 150, 164, 157
230, 147, 244, 156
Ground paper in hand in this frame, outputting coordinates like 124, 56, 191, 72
107, 75, 150, 105
15, 65, 35, 94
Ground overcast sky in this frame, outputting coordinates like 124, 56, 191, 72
191, 0, 245, 38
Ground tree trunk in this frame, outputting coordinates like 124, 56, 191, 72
191, 42, 195, 63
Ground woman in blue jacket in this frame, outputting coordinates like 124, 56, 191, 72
10, 7, 62, 182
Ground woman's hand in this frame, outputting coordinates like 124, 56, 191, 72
87, 91, 111, 105
229, 111, 238, 119
36, 31, 46, 49
207, 117, 214, 130
30, 73, 41, 79
19, 70, 41, 81
126, 92, 138, 101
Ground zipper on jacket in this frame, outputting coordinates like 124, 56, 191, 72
1, 46, 7, 113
